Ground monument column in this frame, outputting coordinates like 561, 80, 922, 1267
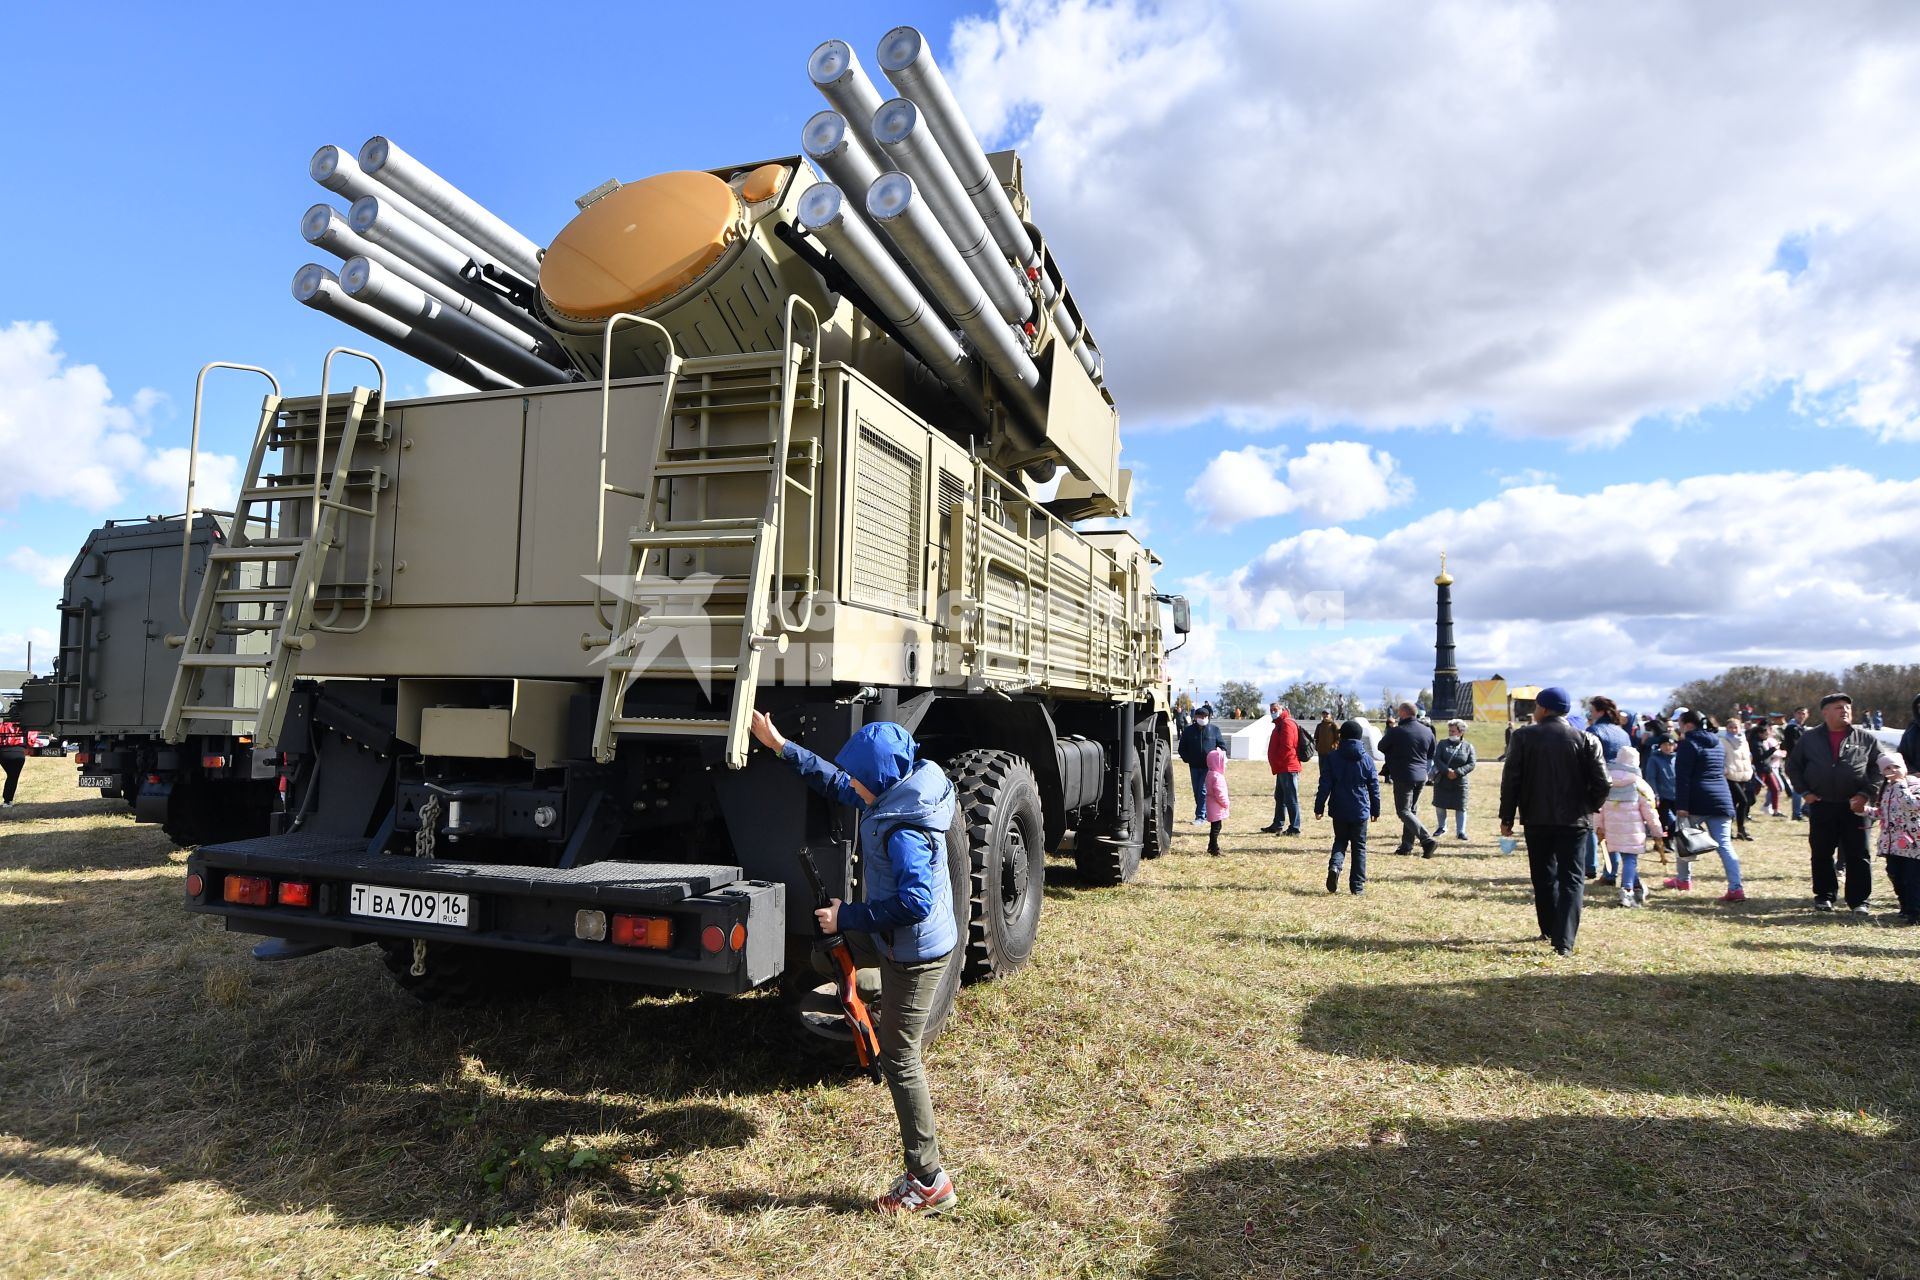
1430, 553, 1459, 721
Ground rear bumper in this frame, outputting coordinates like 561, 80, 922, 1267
184, 834, 787, 994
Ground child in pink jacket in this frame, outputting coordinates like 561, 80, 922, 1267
1594, 745, 1664, 908
1205, 746, 1230, 856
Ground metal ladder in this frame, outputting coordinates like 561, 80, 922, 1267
160, 350, 387, 751
591, 300, 821, 769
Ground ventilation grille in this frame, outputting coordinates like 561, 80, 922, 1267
850, 423, 922, 609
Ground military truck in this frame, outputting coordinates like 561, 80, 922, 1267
172, 27, 1185, 1032
11, 515, 278, 844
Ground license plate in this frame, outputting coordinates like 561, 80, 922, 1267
78, 774, 115, 789
349, 884, 471, 928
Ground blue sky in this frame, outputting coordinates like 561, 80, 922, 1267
8, 1, 1920, 711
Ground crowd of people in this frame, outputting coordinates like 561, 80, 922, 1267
1174, 686, 1920, 957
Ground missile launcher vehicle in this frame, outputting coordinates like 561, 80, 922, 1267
171, 26, 1188, 1028
11, 516, 278, 845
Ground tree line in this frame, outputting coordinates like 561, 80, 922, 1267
1668, 663, 1920, 722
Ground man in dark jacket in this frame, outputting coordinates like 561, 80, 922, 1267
1499, 685, 1610, 956
1315, 719, 1381, 894
1178, 705, 1223, 825
1261, 702, 1313, 835
1898, 694, 1920, 777
1786, 692, 1883, 914
1781, 710, 1807, 820
1378, 701, 1439, 858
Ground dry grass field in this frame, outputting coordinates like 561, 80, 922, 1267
2, 732, 1917, 1279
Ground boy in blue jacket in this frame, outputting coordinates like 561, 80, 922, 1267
750, 709, 959, 1215
1315, 719, 1383, 894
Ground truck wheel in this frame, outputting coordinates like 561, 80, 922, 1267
377, 940, 566, 1005
1076, 749, 1144, 886
946, 749, 1045, 983
1143, 736, 1175, 860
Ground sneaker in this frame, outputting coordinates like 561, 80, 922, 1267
1257, 825, 1283, 834
1554, 944, 1573, 957
1617, 889, 1635, 908
874, 1170, 957, 1215
1284, 828, 1302, 836
1456, 832, 1469, 840
1596, 874, 1616, 887
1420, 837, 1438, 859
1661, 878, 1692, 891
1191, 819, 1206, 828
1813, 898, 1835, 913
1850, 903, 1872, 917
1718, 889, 1746, 903
1326, 867, 1339, 893
1634, 881, 1649, 905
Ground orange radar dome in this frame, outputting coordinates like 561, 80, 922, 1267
540, 171, 744, 323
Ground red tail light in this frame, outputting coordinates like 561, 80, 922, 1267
222, 875, 271, 906
185, 872, 204, 898
611, 914, 673, 949
728, 923, 747, 952
701, 925, 725, 954
75, 753, 91, 766
276, 881, 313, 908
202, 755, 227, 769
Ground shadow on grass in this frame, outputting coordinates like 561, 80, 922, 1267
1299, 973, 1920, 1120
0, 875, 874, 1229
1732, 937, 1920, 959
1147, 1115, 1920, 1279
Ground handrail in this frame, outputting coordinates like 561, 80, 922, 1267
593, 313, 681, 634
771, 295, 822, 635
314, 347, 386, 539
310, 348, 387, 635
178, 363, 280, 628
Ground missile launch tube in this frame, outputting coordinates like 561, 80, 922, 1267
357, 136, 544, 283
339, 257, 564, 388
796, 183, 978, 406
877, 26, 1036, 267
873, 98, 1030, 325
292, 264, 513, 392
809, 41, 892, 163
301, 205, 546, 352
802, 111, 886, 204
349, 194, 534, 309
872, 30, 1100, 378
310, 145, 497, 267
867, 172, 1045, 425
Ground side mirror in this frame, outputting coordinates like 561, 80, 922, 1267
1170, 596, 1191, 635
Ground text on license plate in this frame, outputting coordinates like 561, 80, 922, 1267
78, 774, 115, 789
349, 884, 470, 927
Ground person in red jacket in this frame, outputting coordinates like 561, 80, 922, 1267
1261, 702, 1314, 836
0, 717, 26, 807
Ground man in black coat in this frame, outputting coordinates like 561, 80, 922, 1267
1177, 704, 1224, 826
1786, 692, 1883, 914
1378, 701, 1439, 857
1499, 685, 1610, 956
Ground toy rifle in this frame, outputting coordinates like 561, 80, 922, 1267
799, 847, 883, 1082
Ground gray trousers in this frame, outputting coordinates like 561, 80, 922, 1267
850, 935, 948, 1180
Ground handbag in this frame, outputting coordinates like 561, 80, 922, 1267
1675, 820, 1717, 857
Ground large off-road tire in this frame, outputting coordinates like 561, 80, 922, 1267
377, 940, 567, 1006
1142, 734, 1175, 861
946, 749, 1046, 983
1075, 747, 1145, 886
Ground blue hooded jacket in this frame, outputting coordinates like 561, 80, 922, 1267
781, 722, 958, 963
1315, 734, 1381, 824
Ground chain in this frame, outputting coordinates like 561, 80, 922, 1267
415, 794, 440, 860
408, 794, 441, 979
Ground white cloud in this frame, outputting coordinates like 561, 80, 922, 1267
0, 626, 57, 674
0, 322, 239, 514
1187, 440, 1411, 529
950, 0, 1920, 440
424, 371, 468, 398
1182, 466, 1920, 704
5, 548, 67, 588
140, 447, 240, 514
